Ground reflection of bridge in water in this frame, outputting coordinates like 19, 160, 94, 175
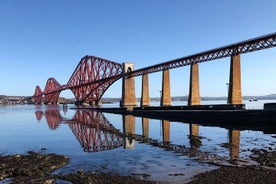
35, 107, 123, 152
35, 107, 243, 164
124, 115, 241, 163
68, 110, 122, 152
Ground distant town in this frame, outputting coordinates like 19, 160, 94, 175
0, 95, 75, 105
1, 94, 276, 105
0, 95, 31, 104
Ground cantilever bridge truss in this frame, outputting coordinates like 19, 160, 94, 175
67, 56, 123, 104
33, 56, 123, 104
33, 32, 276, 104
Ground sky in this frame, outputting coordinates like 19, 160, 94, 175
0, 0, 275, 99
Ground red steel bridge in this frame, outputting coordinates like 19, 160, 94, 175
33, 32, 276, 105
34, 56, 123, 105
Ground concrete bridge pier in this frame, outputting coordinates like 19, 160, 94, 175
95, 100, 102, 106
141, 74, 150, 106
188, 63, 201, 105
228, 55, 242, 104
89, 101, 96, 106
120, 62, 137, 108
89, 100, 102, 106
161, 69, 172, 106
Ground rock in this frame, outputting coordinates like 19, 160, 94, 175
188, 166, 276, 184
250, 149, 276, 167
0, 151, 69, 183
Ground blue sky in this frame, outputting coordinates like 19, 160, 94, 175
0, 0, 275, 98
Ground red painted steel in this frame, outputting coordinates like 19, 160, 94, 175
69, 110, 123, 152
34, 85, 43, 104
44, 78, 62, 104
67, 56, 123, 104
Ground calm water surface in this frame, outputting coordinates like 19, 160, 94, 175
0, 100, 275, 182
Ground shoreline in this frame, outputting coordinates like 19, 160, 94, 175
1, 150, 275, 184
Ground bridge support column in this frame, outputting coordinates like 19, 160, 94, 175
95, 100, 102, 106
188, 63, 201, 105
141, 74, 150, 106
161, 69, 172, 106
121, 62, 137, 108
227, 55, 242, 104
89, 101, 96, 106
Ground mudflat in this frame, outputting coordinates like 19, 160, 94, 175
0, 150, 275, 184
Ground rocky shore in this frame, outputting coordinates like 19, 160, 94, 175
0, 150, 275, 184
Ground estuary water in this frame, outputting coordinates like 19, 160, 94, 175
0, 100, 275, 182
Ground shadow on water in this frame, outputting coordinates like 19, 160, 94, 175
35, 106, 276, 167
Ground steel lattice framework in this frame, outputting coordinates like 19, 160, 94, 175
67, 56, 123, 104
43, 78, 62, 104
127, 32, 276, 77
69, 110, 123, 152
